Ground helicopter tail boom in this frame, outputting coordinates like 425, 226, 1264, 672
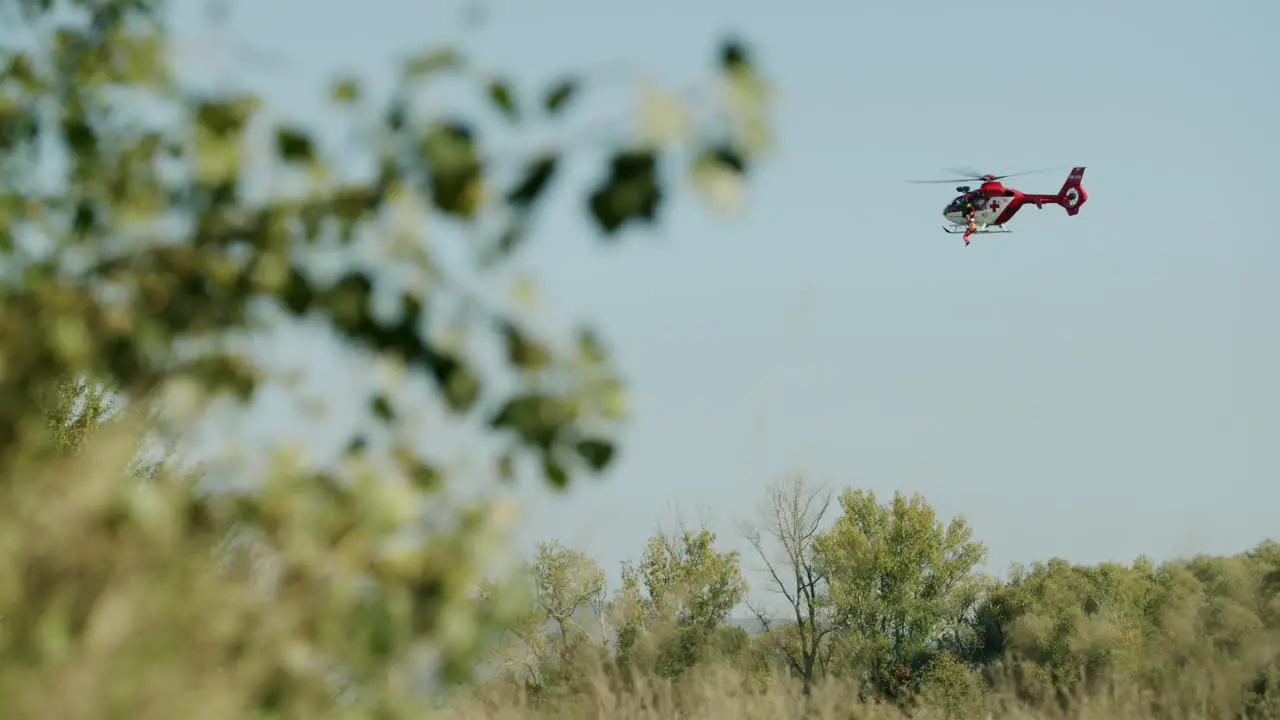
1054, 167, 1087, 215
1022, 167, 1087, 215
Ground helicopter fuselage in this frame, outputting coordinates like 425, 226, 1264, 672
942, 181, 1019, 227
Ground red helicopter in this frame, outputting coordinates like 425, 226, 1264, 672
909, 166, 1087, 245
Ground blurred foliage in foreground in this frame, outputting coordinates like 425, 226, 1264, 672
0, 0, 771, 716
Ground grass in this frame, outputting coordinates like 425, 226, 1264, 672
434, 654, 1280, 719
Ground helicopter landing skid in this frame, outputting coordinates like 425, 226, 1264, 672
941, 224, 1011, 235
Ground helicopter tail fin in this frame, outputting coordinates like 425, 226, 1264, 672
1056, 167, 1087, 216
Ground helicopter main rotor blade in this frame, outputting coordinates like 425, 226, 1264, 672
906, 166, 1066, 185
987, 166, 1064, 180
905, 178, 978, 184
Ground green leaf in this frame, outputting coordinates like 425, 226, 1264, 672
3, 54, 39, 89
403, 47, 461, 78
701, 145, 747, 174
542, 454, 569, 489
575, 437, 615, 472
487, 79, 518, 121
331, 185, 379, 222
500, 322, 551, 370
0, 106, 39, 151
274, 126, 315, 163
61, 114, 96, 155
421, 122, 483, 218
587, 150, 663, 235
72, 201, 96, 235
358, 596, 401, 660
505, 153, 558, 210
195, 96, 259, 138
410, 461, 443, 491
719, 37, 751, 74
494, 221, 527, 260
330, 76, 362, 104
280, 267, 316, 315
691, 145, 748, 213
320, 272, 374, 332
385, 100, 407, 131
370, 393, 394, 421
497, 452, 515, 482
187, 354, 258, 401
490, 393, 576, 449
543, 78, 578, 114
576, 328, 608, 364
426, 351, 481, 412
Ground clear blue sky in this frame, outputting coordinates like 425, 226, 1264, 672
172, 0, 1278, 597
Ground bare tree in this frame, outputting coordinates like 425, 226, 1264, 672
588, 585, 612, 648
744, 473, 837, 695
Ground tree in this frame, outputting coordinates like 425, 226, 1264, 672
478, 542, 607, 696
530, 540, 607, 650
915, 651, 988, 720
477, 577, 551, 689
972, 557, 1156, 702
973, 547, 1280, 715
641, 526, 748, 636
613, 523, 748, 678
815, 488, 987, 701
0, 0, 773, 713
744, 473, 837, 695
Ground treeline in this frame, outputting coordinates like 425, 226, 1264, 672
460, 475, 1280, 718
